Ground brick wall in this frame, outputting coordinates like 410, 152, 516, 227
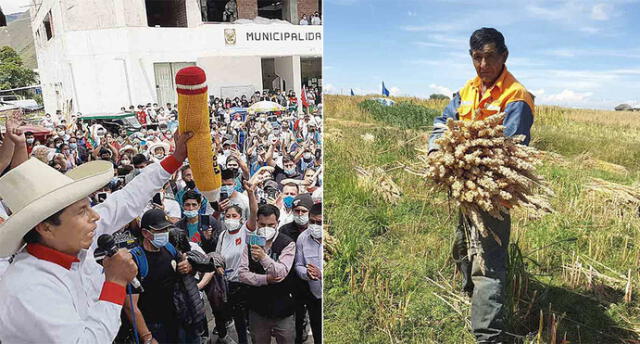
297, 0, 319, 22
175, 0, 188, 27
237, 0, 257, 19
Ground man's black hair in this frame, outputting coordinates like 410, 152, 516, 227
24, 131, 34, 136
257, 204, 280, 221
180, 164, 191, 173
221, 168, 235, 181
310, 202, 322, 216
469, 27, 508, 54
23, 208, 65, 243
132, 153, 147, 166
182, 189, 202, 204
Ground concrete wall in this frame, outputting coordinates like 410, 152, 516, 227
198, 56, 262, 97
35, 24, 320, 114
274, 56, 296, 92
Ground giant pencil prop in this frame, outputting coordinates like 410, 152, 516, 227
176, 66, 221, 201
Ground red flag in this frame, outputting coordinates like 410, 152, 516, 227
301, 85, 309, 107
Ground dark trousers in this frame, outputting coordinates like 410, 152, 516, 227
454, 212, 511, 343
305, 296, 322, 344
148, 321, 201, 344
228, 281, 249, 344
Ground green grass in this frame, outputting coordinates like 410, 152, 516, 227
324, 95, 640, 344
357, 99, 441, 130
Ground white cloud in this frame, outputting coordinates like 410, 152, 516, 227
429, 84, 453, 97
591, 4, 611, 20
542, 89, 593, 103
324, 84, 335, 93
531, 89, 545, 96
408, 11, 416, 17
389, 87, 401, 96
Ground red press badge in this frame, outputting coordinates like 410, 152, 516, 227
235, 237, 242, 246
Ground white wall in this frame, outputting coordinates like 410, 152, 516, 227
35, 23, 322, 114
198, 56, 263, 98
274, 56, 296, 92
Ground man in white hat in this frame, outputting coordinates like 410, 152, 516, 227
0, 131, 194, 343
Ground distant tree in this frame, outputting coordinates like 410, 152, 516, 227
0, 46, 38, 90
429, 93, 450, 100
614, 104, 632, 111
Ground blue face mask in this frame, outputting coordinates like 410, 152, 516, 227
69, 143, 77, 150
183, 209, 199, 218
283, 196, 295, 209
148, 231, 169, 248
221, 185, 234, 196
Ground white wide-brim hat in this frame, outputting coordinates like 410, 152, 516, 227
148, 142, 170, 155
0, 158, 114, 257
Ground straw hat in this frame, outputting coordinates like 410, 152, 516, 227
0, 158, 114, 257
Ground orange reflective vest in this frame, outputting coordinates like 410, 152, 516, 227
457, 66, 534, 121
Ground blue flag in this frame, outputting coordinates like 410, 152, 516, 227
382, 82, 390, 97
350, 89, 355, 96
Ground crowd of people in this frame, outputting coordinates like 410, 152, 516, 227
0, 86, 323, 344
299, 12, 322, 25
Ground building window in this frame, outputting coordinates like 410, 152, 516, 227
43, 11, 53, 40
145, 0, 188, 27
257, 1, 283, 20
200, 0, 237, 22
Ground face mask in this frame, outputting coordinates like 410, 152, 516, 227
225, 218, 241, 232
185, 180, 196, 189
294, 213, 309, 226
308, 224, 322, 239
183, 209, 199, 218
121, 159, 130, 166
26, 138, 34, 144
221, 185, 234, 196
284, 167, 296, 176
148, 231, 169, 248
155, 153, 165, 160
69, 143, 77, 150
303, 152, 313, 161
55, 142, 62, 148
223, 149, 231, 156
256, 226, 277, 241
283, 195, 295, 208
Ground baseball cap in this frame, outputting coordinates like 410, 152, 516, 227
141, 209, 173, 231
292, 193, 313, 211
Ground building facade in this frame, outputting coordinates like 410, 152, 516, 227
30, 0, 322, 115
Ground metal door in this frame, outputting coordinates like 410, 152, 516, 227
154, 63, 174, 106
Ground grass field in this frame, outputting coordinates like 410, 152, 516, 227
323, 94, 640, 343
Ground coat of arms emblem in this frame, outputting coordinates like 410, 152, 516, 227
224, 29, 236, 45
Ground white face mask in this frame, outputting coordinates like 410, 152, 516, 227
155, 153, 165, 160
308, 224, 322, 239
294, 213, 309, 226
256, 226, 277, 241
225, 218, 242, 232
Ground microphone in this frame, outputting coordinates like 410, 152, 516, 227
96, 234, 142, 290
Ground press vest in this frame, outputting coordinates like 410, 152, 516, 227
247, 233, 295, 318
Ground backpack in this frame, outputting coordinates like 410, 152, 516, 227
129, 242, 178, 281
130, 243, 206, 328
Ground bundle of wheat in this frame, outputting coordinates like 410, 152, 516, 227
355, 165, 402, 204
416, 113, 553, 238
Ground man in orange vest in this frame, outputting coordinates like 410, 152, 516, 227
428, 27, 534, 343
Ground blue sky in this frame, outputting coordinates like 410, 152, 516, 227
324, 0, 640, 110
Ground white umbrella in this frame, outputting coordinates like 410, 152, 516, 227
248, 101, 285, 114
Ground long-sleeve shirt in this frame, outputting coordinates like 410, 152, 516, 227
238, 235, 295, 286
294, 230, 322, 299
0, 156, 181, 343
